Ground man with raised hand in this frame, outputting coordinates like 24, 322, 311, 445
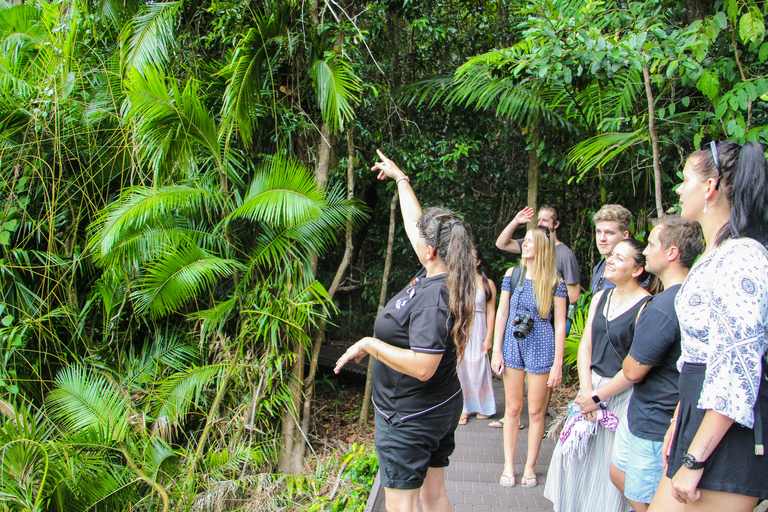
496, 204, 580, 305
609, 215, 704, 512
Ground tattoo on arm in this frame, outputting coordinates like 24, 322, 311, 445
629, 356, 647, 367
701, 436, 714, 459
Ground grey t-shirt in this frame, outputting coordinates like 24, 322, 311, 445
516, 238, 580, 284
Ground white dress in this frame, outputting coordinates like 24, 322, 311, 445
457, 286, 496, 416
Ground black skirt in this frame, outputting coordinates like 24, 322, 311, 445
667, 362, 768, 499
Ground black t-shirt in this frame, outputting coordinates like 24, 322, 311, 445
627, 285, 682, 442
371, 268, 461, 422
590, 290, 651, 378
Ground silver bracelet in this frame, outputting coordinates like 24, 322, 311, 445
396, 175, 410, 185
670, 417, 678, 424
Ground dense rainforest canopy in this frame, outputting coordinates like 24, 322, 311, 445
0, 0, 766, 509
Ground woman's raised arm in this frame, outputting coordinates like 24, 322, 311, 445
371, 149, 422, 253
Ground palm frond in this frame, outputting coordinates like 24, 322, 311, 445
309, 50, 362, 133
151, 364, 225, 439
225, 157, 327, 228
46, 365, 130, 441
220, 4, 293, 146
130, 243, 243, 318
89, 185, 213, 262
123, 330, 201, 388
122, 66, 222, 180
123, 2, 181, 74
568, 129, 647, 177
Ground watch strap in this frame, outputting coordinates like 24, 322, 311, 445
682, 453, 706, 470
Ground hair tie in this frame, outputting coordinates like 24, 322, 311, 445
450, 221, 465, 230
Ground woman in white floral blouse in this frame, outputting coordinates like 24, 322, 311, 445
649, 141, 768, 512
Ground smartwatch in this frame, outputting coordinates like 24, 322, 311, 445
591, 394, 601, 404
681, 453, 706, 470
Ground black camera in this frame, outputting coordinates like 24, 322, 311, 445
512, 314, 534, 340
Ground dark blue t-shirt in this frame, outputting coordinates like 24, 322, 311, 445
627, 284, 682, 442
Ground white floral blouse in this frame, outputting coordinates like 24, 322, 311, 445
676, 237, 768, 428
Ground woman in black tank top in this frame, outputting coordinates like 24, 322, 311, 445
544, 239, 658, 512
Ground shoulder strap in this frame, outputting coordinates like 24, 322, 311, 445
510, 265, 524, 291
634, 297, 651, 326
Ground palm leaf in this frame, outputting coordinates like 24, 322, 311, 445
130, 243, 243, 318
46, 365, 130, 442
309, 50, 362, 133
220, 4, 293, 146
122, 66, 222, 180
89, 185, 213, 262
123, 1, 181, 74
568, 129, 647, 177
150, 364, 225, 440
225, 157, 327, 228
123, 330, 201, 388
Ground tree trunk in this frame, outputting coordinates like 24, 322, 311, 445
297, 127, 357, 454
643, 65, 664, 217
278, 342, 305, 473
279, 118, 336, 473
360, 192, 399, 427
527, 116, 541, 213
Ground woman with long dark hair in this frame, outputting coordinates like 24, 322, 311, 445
457, 250, 497, 425
335, 150, 476, 512
544, 238, 656, 512
648, 141, 768, 511
491, 225, 567, 488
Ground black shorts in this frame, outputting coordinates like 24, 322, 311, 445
667, 362, 768, 499
374, 394, 463, 490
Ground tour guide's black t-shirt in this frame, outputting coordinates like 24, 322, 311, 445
371, 268, 462, 422
627, 284, 682, 442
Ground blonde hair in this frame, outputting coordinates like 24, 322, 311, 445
592, 204, 632, 234
521, 227, 559, 318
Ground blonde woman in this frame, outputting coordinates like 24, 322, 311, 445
491, 225, 567, 488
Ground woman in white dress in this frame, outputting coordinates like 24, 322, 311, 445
458, 250, 497, 424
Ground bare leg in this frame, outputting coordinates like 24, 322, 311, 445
523, 371, 550, 481
501, 367, 526, 482
420, 467, 452, 512
610, 462, 625, 493
382, 487, 420, 512
648, 476, 757, 512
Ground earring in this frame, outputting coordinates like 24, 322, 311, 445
703, 199, 708, 213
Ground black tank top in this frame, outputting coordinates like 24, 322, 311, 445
590, 290, 651, 378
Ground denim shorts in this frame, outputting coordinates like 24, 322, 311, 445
611, 418, 664, 504
374, 395, 463, 490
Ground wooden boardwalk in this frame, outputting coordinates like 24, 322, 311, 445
366, 377, 556, 511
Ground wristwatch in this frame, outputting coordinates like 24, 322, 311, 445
681, 453, 706, 470
591, 393, 601, 404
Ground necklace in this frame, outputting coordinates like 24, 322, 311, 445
606, 288, 640, 320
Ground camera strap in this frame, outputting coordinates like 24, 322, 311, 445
511, 265, 527, 315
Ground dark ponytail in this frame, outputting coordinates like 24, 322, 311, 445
418, 207, 476, 362
691, 140, 768, 248
729, 141, 768, 248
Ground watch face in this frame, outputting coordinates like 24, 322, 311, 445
682, 453, 705, 469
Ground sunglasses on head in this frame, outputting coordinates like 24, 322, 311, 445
537, 225, 551, 239
702, 141, 722, 190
